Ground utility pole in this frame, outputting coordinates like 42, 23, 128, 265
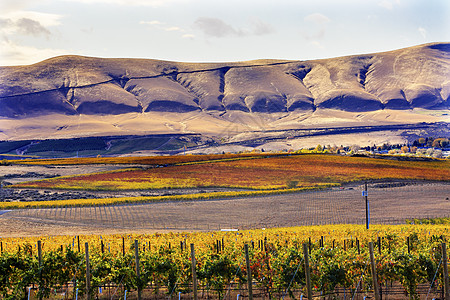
364, 182, 369, 229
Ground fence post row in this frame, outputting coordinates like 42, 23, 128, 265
369, 242, 380, 300
443, 243, 450, 300
85, 242, 90, 300
244, 244, 253, 300
38, 240, 42, 300
135, 240, 142, 300
303, 243, 313, 300
191, 243, 198, 300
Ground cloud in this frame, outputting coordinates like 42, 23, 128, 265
140, 20, 188, 35
304, 13, 330, 25
0, 10, 62, 38
0, 9, 63, 65
378, 0, 393, 10
16, 18, 51, 37
418, 27, 427, 39
2, 11, 62, 27
140, 20, 164, 26
194, 17, 273, 38
302, 13, 330, 40
249, 18, 274, 36
0, 39, 72, 66
310, 40, 324, 49
182, 34, 195, 39
61, 0, 186, 7
165, 26, 182, 32
0, 17, 52, 38
0, 0, 38, 15
194, 17, 240, 38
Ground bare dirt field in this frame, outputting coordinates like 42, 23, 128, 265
0, 164, 135, 184
1, 181, 448, 237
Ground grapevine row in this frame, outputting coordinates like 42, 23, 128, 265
1, 225, 449, 299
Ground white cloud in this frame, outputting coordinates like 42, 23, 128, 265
140, 20, 190, 36
140, 20, 164, 25
0, 0, 41, 15
310, 40, 324, 49
304, 13, 330, 25
194, 17, 239, 38
165, 26, 182, 32
302, 13, 330, 40
1, 18, 51, 37
0, 39, 73, 66
378, 0, 393, 10
182, 34, 195, 39
194, 17, 273, 38
62, 0, 187, 7
418, 27, 427, 39
249, 17, 274, 36
2, 11, 62, 27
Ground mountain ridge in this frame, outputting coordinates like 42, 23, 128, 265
0, 43, 449, 153
1, 42, 449, 118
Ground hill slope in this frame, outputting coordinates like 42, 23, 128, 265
1, 43, 449, 117
0, 43, 448, 153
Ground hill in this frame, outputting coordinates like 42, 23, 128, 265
0, 43, 448, 154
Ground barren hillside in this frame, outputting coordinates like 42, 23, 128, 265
0, 43, 448, 153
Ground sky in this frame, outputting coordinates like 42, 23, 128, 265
0, 0, 449, 66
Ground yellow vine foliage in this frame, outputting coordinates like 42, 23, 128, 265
1, 224, 449, 255
12, 154, 450, 192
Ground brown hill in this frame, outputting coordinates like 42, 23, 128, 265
0, 43, 448, 151
1, 43, 449, 118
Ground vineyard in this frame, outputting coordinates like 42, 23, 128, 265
8, 152, 285, 166
1, 224, 449, 299
4, 181, 450, 231
1, 154, 450, 299
10, 154, 450, 195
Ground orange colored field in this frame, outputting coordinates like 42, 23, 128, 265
13, 154, 450, 191
9, 152, 283, 166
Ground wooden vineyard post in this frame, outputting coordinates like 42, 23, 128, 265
77, 236, 80, 252
134, 240, 142, 300
38, 240, 42, 300
85, 243, 91, 300
442, 243, 450, 300
190, 244, 198, 300
122, 237, 125, 256
369, 242, 380, 300
303, 243, 313, 300
244, 244, 253, 300
37, 240, 42, 267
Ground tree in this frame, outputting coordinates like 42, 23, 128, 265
350, 144, 360, 153
432, 140, 441, 148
